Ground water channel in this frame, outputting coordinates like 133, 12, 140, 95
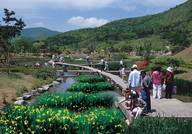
28, 72, 122, 104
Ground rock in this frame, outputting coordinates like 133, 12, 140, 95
16, 97, 23, 101
14, 100, 26, 105
56, 78, 62, 82
23, 95, 32, 100
48, 84, 53, 87
32, 90, 40, 96
0, 106, 5, 114
42, 85, 49, 91
52, 81, 60, 85
22, 93, 30, 96
37, 88, 44, 93
33, 92, 40, 96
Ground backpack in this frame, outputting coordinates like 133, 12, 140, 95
120, 69, 122, 75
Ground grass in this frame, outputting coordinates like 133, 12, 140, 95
174, 45, 192, 63
0, 72, 37, 107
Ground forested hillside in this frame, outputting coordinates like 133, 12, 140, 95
20, 27, 61, 40
38, 0, 192, 55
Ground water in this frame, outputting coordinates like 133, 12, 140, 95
27, 72, 121, 104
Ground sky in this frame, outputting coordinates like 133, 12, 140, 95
0, 0, 188, 33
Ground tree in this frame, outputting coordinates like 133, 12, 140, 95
0, 8, 26, 73
12, 37, 33, 55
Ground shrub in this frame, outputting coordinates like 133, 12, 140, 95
31, 78, 44, 89
137, 61, 150, 68
75, 76, 105, 83
32, 67, 53, 80
115, 53, 127, 60
15, 85, 28, 97
173, 78, 192, 96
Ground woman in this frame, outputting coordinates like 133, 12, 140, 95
164, 67, 174, 99
152, 66, 162, 99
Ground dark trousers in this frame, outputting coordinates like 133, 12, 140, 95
100, 65, 104, 71
165, 82, 172, 99
142, 89, 151, 113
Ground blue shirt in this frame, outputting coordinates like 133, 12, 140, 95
128, 70, 142, 87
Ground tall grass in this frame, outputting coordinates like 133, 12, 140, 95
125, 116, 192, 134
67, 82, 114, 93
173, 78, 192, 96
36, 92, 115, 111
75, 76, 105, 83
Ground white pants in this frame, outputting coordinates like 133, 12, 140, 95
153, 84, 161, 99
132, 107, 143, 119
131, 87, 140, 98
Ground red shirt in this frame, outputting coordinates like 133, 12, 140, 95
165, 72, 174, 82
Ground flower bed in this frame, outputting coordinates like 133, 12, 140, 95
67, 82, 114, 93
0, 76, 125, 133
0, 105, 124, 134
36, 92, 115, 111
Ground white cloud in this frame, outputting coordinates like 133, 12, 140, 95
67, 16, 109, 27
35, 22, 44, 27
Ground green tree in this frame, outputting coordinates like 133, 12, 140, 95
0, 8, 26, 73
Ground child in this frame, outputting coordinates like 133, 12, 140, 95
116, 88, 131, 107
63, 65, 68, 72
129, 94, 146, 119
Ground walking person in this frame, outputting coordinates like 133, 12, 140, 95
122, 65, 127, 83
100, 58, 105, 72
86, 55, 90, 64
52, 61, 56, 75
128, 64, 142, 98
152, 66, 162, 99
120, 59, 123, 69
104, 60, 109, 71
141, 71, 152, 113
164, 67, 174, 99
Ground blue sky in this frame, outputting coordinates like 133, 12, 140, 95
0, 0, 188, 32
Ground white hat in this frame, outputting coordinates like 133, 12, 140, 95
167, 67, 172, 72
132, 64, 137, 68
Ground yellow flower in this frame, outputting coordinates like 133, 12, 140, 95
32, 131, 35, 134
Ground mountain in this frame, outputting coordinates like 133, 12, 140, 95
43, 0, 192, 47
20, 27, 61, 40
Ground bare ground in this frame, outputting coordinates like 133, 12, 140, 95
0, 72, 37, 107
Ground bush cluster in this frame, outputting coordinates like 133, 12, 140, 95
67, 82, 114, 93
75, 76, 105, 83
15, 85, 28, 97
137, 61, 150, 68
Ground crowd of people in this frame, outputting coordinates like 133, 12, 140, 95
117, 61, 174, 119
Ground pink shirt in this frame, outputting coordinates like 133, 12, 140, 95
152, 71, 162, 85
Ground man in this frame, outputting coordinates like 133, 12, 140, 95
128, 64, 142, 97
100, 58, 105, 71
86, 55, 90, 64
141, 70, 152, 113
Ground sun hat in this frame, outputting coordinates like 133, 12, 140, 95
132, 64, 137, 68
166, 67, 172, 72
